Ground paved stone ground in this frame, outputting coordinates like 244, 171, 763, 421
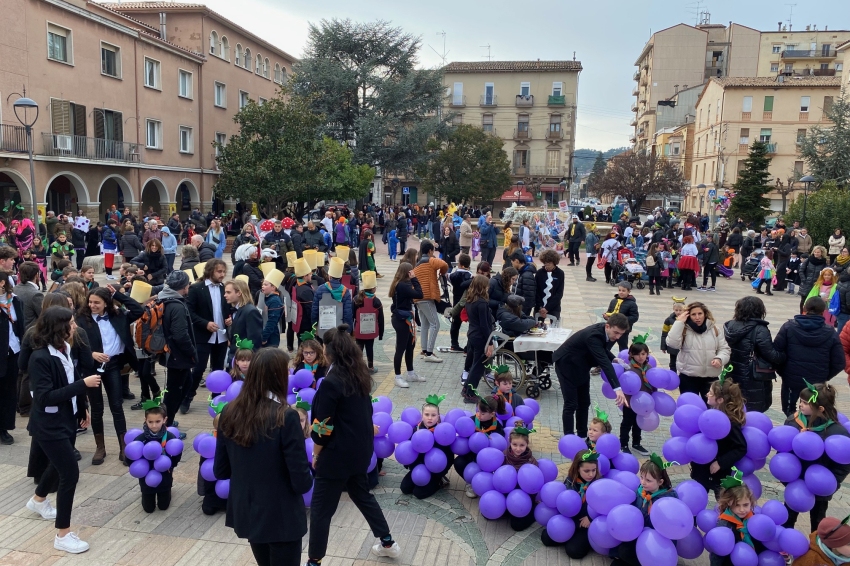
1, 237, 847, 565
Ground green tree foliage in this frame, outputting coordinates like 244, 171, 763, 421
798, 93, 850, 188
417, 124, 511, 204
585, 151, 606, 195
589, 150, 684, 214
317, 137, 375, 202
727, 141, 772, 226
787, 180, 846, 247
292, 19, 448, 174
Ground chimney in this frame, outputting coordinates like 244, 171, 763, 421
674, 84, 679, 93
159, 13, 166, 40
683, 84, 688, 90
778, 22, 782, 31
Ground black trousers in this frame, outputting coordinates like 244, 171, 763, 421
509, 508, 536, 531
34, 436, 79, 530
286, 322, 295, 351
308, 474, 390, 560
558, 375, 591, 438
542, 521, 592, 559
604, 263, 614, 283
462, 337, 488, 390
188, 341, 227, 401
680, 269, 696, 290
782, 381, 805, 417
453, 452, 475, 481
356, 339, 375, 368
567, 241, 581, 264
450, 314, 464, 349
679, 373, 714, 404
250, 540, 302, 566
391, 316, 415, 375
138, 357, 160, 400
400, 458, 453, 500
784, 499, 829, 532
620, 406, 641, 446
586, 256, 595, 278
482, 246, 496, 267
702, 263, 717, 286
141, 489, 172, 513
0, 351, 19, 432
88, 358, 127, 436
163, 367, 192, 425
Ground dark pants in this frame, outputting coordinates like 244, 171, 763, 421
542, 521, 592, 559
782, 381, 805, 417
784, 499, 829, 532
250, 540, 301, 566
509, 509, 536, 531
680, 268, 696, 290
558, 374, 591, 438
357, 339, 375, 368
611, 539, 640, 566
400, 457, 452, 499
450, 314, 464, 349
165, 253, 175, 274
286, 322, 295, 351
141, 490, 172, 513
391, 316, 415, 375
757, 278, 773, 294
75, 249, 86, 270
586, 256, 595, 278
308, 474, 390, 560
620, 406, 641, 446
668, 351, 678, 372
138, 358, 160, 400
33, 436, 79, 530
615, 332, 629, 353
482, 245, 496, 267
462, 337, 488, 391
604, 263, 614, 283
88, 359, 127, 436
0, 351, 19, 432
163, 367, 192, 425
453, 452, 475, 480
702, 263, 717, 286
188, 341, 227, 401
679, 373, 714, 404
567, 241, 581, 264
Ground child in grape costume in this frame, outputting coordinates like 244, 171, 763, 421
541, 449, 601, 558
709, 471, 763, 566
503, 423, 538, 531
399, 395, 454, 499
619, 333, 653, 456
453, 389, 505, 499
492, 369, 524, 412
292, 338, 328, 388
134, 399, 182, 513
586, 406, 613, 451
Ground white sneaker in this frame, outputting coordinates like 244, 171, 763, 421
371, 541, 401, 558
26, 496, 56, 520
394, 376, 409, 388
424, 353, 443, 363
464, 483, 478, 499
105, 275, 116, 280
407, 372, 426, 382
54, 532, 90, 554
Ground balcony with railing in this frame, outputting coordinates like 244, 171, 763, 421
0, 124, 28, 153
633, 70, 640, 81
764, 143, 777, 154
632, 87, 639, 96
631, 104, 639, 113
782, 48, 835, 59
479, 94, 498, 107
449, 95, 466, 108
41, 132, 141, 163
547, 95, 566, 106
546, 128, 564, 141
483, 127, 499, 137
513, 127, 532, 140
515, 95, 533, 107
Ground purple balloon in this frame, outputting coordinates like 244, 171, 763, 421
743, 427, 771, 459
607, 504, 645, 542
497, 404, 513, 422
123, 429, 143, 446
652, 391, 677, 417
779, 528, 810, 557
785, 479, 815, 512
735, 456, 757, 476
372, 412, 393, 436
394, 441, 417, 466
192, 432, 209, 453
468, 432, 490, 454
534, 503, 558, 527
291, 369, 314, 390
462, 462, 481, 483
514, 405, 534, 423
505, 416, 520, 428
205, 370, 232, 394
388, 421, 414, 444
493, 465, 518, 494
144, 469, 163, 488
744, 474, 763, 500
674, 404, 704, 435
153, 454, 172, 473
477, 447, 505, 473
805, 463, 838, 497
676, 480, 709, 516
124, 440, 144, 461
602, 362, 625, 383
444, 408, 465, 425
793, 431, 825, 461
540, 481, 566, 508
224, 380, 243, 402
636, 528, 679, 566
663, 436, 690, 465
506, 489, 532, 517
298, 388, 317, 405
768, 425, 798, 453
401, 407, 422, 427
619, 371, 642, 395
612, 451, 640, 473
647, 355, 657, 368
825, 435, 850, 465
455, 417, 475, 438
730, 541, 759, 566
128, 458, 150, 478
618, 349, 630, 361
601, 382, 616, 400
697, 509, 720, 533
165, 438, 183, 457
479, 490, 506, 520
142, 440, 163, 461
517, 463, 544, 494
489, 433, 507, 452
650, 497, 695, 540
588, 515, 619, 549
665, 370, 680, 390
587, 478, 636, 515
760, 500, 789, 526
286, 393, 297, 406
677, 391, 707, 409
595, 433, 620, 459
637, 411, 661, 432
433, 422, 456, 446
215, 479, 230, 499
523, 398, 540, 416
451, 436, 470, 456
198, 435, 217, 460
411, 428, 435, 454
769, 452, 802, 483
705, 526, 735, 556
609, 469, 641, 491
630, 391, 655, 416
537, 458, 559, 482
744, 412, 774, 435
422, 448, 447, 474
747, 513, 777, 542
200, 459, 217, 482
374, 436, 395, 459
670, 421, 688, 437
372, 395, 393, 415
699, 409, 731, 440
677, 527, 705, 559
597, 454, 611, 477
758, 550, 786, 566
686, 433, 718, 465
367, 452, 378, 473
411, 464, 431, 486
556, 489, 583, 517
646, 367, 669, 389
558, 434, 589, 461
546, 514, 576, 543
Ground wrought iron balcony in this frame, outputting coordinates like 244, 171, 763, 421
546, 128, 564, 140
479, 94, 498, 107
782, 49, 835, 59
515, 95, 533, 107
513, 127, 532, 140
764, 143, 777, 154
547, 95, 566, 106
41, 132, 142, 163
449, 95, 466, 108
0, 124, 28, 152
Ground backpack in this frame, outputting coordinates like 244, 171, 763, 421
135, 300, 168, 355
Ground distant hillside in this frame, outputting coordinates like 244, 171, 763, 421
573, 147, 629, 178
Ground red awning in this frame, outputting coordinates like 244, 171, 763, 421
499, 187, 535, 202
540, 184, 564, 193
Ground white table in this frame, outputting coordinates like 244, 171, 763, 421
512, 328, 572, 353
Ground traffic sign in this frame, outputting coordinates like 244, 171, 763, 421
403, 187, 410, 194
708, 189, 716, 198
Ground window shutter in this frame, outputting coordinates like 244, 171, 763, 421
94, 109, 105, 139
114, 112, 123, 142
51, 98, 71, 135
73, 104, 86, 136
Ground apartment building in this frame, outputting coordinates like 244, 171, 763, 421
0, 0, 294, 220
839, 40, 850, 90
756, 27, 850, 78
442, 60, 581, 205
687, 76, 840, 213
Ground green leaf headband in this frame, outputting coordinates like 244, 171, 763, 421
581, 450, 600, 462
294, 395, 311, 412
233, 334, 254, 351
718, 364, 734, 387
486, 363, 510, 375
594, 403, 609, 424
631, 329, 650, 345
425, 394, 447, 406
649, 453, 678, 469
141, 389, 167, 411
300, 323, 317, 343
513, 424, 536, 436
208, 393, 227, 416
719, 467, 744, 489
804, 379, 819, 404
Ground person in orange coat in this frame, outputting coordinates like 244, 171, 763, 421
792, 515, 850, 566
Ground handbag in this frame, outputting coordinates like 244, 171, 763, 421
748, 326, 776, 381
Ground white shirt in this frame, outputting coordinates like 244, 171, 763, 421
7, 297, 20, 354
321, 217, 333, 234
206, 279, 227, 344
48, 342, 77, 414
94, 313, 123, 357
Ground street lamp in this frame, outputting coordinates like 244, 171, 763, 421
12, 95, 39, 228
697, 183, 707, 215
799, 175, 815, 225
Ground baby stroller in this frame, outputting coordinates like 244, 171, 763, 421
741, 250, 764, 281
610, 248, 646, 289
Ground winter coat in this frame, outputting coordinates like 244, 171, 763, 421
412, 257, 449, 302
459, 221, 473, 248
660, 313, 680, 356
726, 232, 743, 252
585, 232, 600, 255
496, 305, 536, 338
828, 235, 846, 257
606, 295, 639, 330
120, 232, 145, 259
837, 280, 850, 316
690, 422, 747, 490
535, 266, 564, 318
700, 241, 720, 265
131, 251, 168, 286
303, 227, 325, 251
773, 314, 845, 389
70, 228, 86, 249
798, 256, 828, 297
488, 274, 511, 317
665, 319, 731, 378
566, 221, 586, 244
553, 323, 621, 389
160, 227, 178, 255
722, 319, 786, 413
796, 233, 814, 254
791, 532, 837, 566
198, 242, 218, 262
514, 263, 537, 316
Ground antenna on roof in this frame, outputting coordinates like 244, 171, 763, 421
429, 31, 449, 67
686, 0, 704, 26
481, 44, 491, 61
785, 4, 796, 31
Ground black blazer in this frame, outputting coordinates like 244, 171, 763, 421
227, 304, 262, 359
0, 296, 25, 370
213, 402, 312, 544
27, 347, 89, 441
76, 292, 144, 369
553, 323, 621, 389
187, 280, 231, 344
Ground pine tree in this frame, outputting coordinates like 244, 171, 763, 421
728, 141, 772, 225
585, 152, 606, 194
798, 93, 850, 188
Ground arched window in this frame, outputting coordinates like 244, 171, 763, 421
255, 53, 262, 74
280, 67, 288, 84
209, 31, 218, 55
263, 58, 270, 78
235, 44, 242, 67
220, 36, 229, 61
274, 63, 281, 83
244, 48, 251, 69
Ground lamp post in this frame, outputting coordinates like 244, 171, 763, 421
12, 95, 39, 228
799, 175, 815, 225
697, 183, 707, 215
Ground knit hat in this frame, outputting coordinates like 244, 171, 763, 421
818, 517, 850, 549
166, 270, 191, 291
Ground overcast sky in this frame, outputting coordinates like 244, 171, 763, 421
200, 0, 844, 151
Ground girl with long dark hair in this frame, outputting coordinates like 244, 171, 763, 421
388, 262, 423, 388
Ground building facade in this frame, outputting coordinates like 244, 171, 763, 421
756, 27, 850, 78
0, 0, 294, 221
442, 60, 581, 205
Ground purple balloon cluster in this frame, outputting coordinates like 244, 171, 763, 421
391, 406, 461, 486
494, 398, 540, 424
193, 432, 230, 499
557, 433, 640, 477
602, 354, 680, 433
371, 396, 396, 472
123, 428, 183, 488
206, 370, 245, 417
285, 368, 321, 406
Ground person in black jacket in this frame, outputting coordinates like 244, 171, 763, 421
604, 282, 639, 351
798, 246, 829, 313
566, 216, 586, 266
488, 267, 517, 318
24, 307, 100, 554
0, 271, 23, 446
133, 404, 181, 513
774, 296, 845, 416
214, 348, 313, 566
155, 272, 195, 426
552, 316, 629, 437
230, 225, 259, 264
535, 249, 564, 319
71, 226, 87, 270
76, 286, 144, 465
167, 213, 182, 242
119, 228, 144, 263
307, 327, 401, 565
192, 234, 218, 263
388, 262, 423, 389
131, 239, 168, 286
510, 251, 537, 316
699, 238, 720, 291
438, 224, 460, 269
722, 296, 786, 413
447, 254, 474, 352
461, 275, 495, 403
726, 227, 744, 269
290, 223, 305, 258
496, 295, 537, 338
224, 279, 262, 364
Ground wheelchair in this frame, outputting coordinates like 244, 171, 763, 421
480, 323, 555, 400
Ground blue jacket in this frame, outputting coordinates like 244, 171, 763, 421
206, 228, 227, 258
102, 226, 118, 251
160, 227, 178, 254
388, 230, 398, 245
261, 292, 283, 346
311, 281, 354, 331
480, 222, 498, 248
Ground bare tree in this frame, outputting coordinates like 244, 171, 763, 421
589, 150, 685, 214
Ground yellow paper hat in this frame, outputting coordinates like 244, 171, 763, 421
335, 246, 350, 261
303, 249, 318, 271
129, 280, 152, 303
235, 274, 249, 284
264, 269, 285, 288
361, 270, 377, 290
194, 262, 206, 279
294, 258, 311, 278
183, 269, 196, 282
318, 252, 326, 267
328, 256, 345, 279
286, 251, 297, 265
260, 262, 276, 276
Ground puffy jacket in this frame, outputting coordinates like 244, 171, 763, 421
158, 287, 196, 369
303, 227, 325, 251
726, 232, 743, 251
412, 256, 448, 302
70, 228, 86, 248
496, 305, 536, 338
828, 235, 846, 256
459, 221, 473, 247
606, 294, 639, 330
798, 256, 827, 296
664, 319, 731, 377
198, 242, 217, 262
722, 319, 786, 413
131, 251, 168, 285
120, 232, 145, 258
513, 263, 537, 316
488, 274, 511, 316
700, 241, 720, 265
836, 280, 850, 316
773, 314, 844, 389
566, 221, 586, 244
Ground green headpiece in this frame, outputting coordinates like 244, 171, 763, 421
141, 389, 167, 411
804, 379, 819, 404
425, 394, 447, 406
233, 334, 254, 351
300, 323, 317, 343
649, 453, 678, 469
718, 364, 734, 387
208, 393, 227, 415
631, 330, 650, 345
581, 450, 600, 463
486, 363, 510, 375
466, 385, 486, 402
594, 403, 609, 424
720, 467, 744, 489
294, 394, 311, 412
513, 424, 536, 436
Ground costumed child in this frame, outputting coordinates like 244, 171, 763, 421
541, 449, 600, 559
471, 229, 481, 260
453, 390, 505, 499
785, 381, 850, 531
619, 333, 652, 456
806, 267, 838, 326
49, 232, 74, 269
610, 454, 679, 566
659, 296, 686, 371
260, 268, 285, 348
503, 422, 538, 531
586, 405, 613, 451
756, 249, 776, 296
134, 398, 181, 513
228, 338, 253, 382
709, 471, 763, 566
691, 372, 748, 498
292, 338, 328, 388
31, 237, 49, 288
786, 250, 800, 295
791, 514, 850, 566
353, 271, 384, 374
492, 366, 524, 412
199, 406, 226, 516
311, 256, 354, 341
388, 228, 398, 261
290, 258, 317, 347
400, 394, 454, 499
